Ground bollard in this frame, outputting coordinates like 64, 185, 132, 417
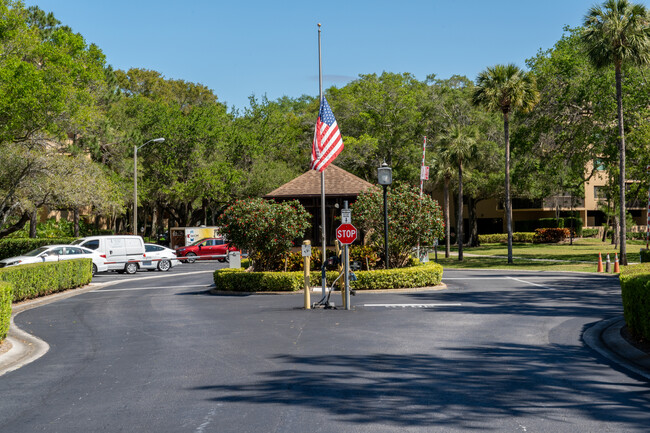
597, 252, 603, 273
605, 254, 611, 273
303, 240, 311, 309
614, 253, 620, 273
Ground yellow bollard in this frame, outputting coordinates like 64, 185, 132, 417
303, 240, 311, 309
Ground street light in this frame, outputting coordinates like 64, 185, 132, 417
377, 161, 392, 269
134, 138, 165, 235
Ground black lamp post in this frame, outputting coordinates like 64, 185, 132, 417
378, 162, 392, 269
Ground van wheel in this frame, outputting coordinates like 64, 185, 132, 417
158, 260, 171, 271
125, 263, 138, 274
185, 253, 197, 264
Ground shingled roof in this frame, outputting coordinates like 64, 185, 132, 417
264, 165, 376, 198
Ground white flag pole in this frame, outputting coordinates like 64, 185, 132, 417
318, 23, 327, 300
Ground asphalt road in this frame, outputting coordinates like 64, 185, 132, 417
1, 266, 649, 432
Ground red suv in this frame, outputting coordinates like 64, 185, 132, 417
175, 238, 238, 263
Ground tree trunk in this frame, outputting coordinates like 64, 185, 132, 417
73, 208, 80, 238
468, 196, 479, 247
443, 176, 450, 258
616, 64, 628, 265
29, 209, 37, 238
151, 204, 159, 239
504, 111, 513, 263
457, 161, 463, 261
613, 216, 619, 249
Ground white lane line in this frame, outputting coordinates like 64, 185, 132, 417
95, 285, 209, 292
507, 277, 553, 289
363, 303, 462, 308
443, 277, 512, 280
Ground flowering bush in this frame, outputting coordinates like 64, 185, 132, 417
217, 198, 311, 271
352, 183, 444, 268
533, 228, 570, 243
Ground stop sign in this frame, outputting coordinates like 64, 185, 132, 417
336, 223, 357, 245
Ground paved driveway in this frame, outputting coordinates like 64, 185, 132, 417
0, 268, 648, 432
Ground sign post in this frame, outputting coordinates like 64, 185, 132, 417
302, 240, 311, 309
336, 202, 357, 310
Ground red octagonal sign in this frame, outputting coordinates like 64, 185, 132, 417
336, 223, 357, 245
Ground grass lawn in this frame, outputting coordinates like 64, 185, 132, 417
429, 238, 645, 273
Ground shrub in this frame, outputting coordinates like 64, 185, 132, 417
0, 281, 11, 342
640, 249, 650, 263
619, 264, 650, 341
0, 238, 76, 260
533, 228, 570, 243
564, 217, 583, 237
478, 233, 535, 244
213, 262, 443, 292
539, 218, 564, 229
217, 198, 311, 271
0, 259, 92, 302
582, 228, 599, 238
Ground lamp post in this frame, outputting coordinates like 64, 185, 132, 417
377, 162, 392, 269
134, 138, 165, 235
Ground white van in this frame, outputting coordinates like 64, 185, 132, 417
72, 235, 146, 274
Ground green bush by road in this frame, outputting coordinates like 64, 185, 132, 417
0, 259, 92, 302
619, 264, 650, 341
0, 281, 11, 342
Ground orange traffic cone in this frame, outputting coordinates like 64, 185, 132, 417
614, 253, 620, 273
597, 252, 603, 273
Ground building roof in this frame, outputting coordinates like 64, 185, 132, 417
264, 165, 376, 198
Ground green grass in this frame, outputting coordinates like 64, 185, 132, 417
430, 238, 644, 273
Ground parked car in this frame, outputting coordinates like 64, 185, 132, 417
0, 245, 108, 275
71, 235, 146, 274
175, 237, 238, 263
141, 244, 180, 271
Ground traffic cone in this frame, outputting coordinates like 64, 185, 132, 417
597, 252, 603, 273
614, 253, 620, 273
605, 254, 611, 273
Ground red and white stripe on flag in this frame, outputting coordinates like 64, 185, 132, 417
310, 97, 344, 172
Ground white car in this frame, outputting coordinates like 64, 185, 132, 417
0, 244, 108, 275
141, 244, 180, 272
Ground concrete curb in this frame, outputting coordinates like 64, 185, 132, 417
583, 316, 650, 381
209, 283, 449, 296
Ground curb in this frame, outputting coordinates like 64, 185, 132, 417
583, 316, 650, 381
209, 283, 448, 296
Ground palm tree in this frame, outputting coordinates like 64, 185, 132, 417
472, 64, 539, 264
440, 124, 478, 261
429, 148, 455, 258
582, 0, 650, 266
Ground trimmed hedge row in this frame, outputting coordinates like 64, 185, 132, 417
619, 264, 650, 341
0, 281, 11, 342
0, 238, 76, 260
478, 233, 535, 244
640, 249, 650, 263
0, 259, 93, 302
213, 262, 444, 292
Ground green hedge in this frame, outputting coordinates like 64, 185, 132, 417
582, 228, 599, 238
0, 238, 76, 260
213, 262, 444, 292
0, 281, 11, 342
619, 264, 650, 341
640, 249, 650, 263
478, 233, 535, 244
0, 259, 92, 302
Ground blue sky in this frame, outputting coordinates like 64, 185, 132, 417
24, 0, 646, 111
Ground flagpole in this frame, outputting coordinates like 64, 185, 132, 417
318, 23, 327, 300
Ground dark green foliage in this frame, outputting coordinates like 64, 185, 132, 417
213, 262, 443, 292
539, 218, 564, 229
639, 249, 650, 263
582, 228, 600, 238
0, 238, 76, 260
564, 217, 583, 237
0, 281, 11, 342
619, 263, 650, 340
0, 259, 92, 302
273, 245, 381, 272
534, 228, 570, 243
478, 233, 535, 244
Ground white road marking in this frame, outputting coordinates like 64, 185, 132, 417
95, 285, 209, 292
507, 277, 553, 289
363, 303, 462, 308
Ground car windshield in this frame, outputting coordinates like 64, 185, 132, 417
23, 247, 50, 257
188, 238, 208, 247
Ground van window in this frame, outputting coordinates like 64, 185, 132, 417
83, 240, 100, 250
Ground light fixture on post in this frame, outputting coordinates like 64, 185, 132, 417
134, 138, 165, 235
377, 161, 392, 269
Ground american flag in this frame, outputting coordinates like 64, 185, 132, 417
310, 97, 344, 172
